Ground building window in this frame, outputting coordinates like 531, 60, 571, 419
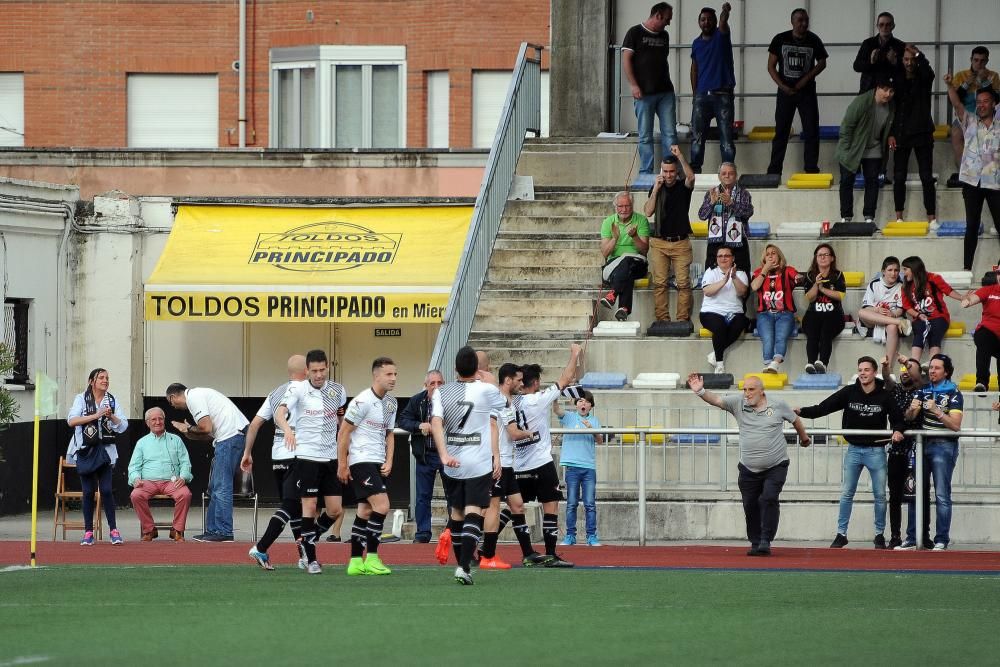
0, 73, 25, 148
426, 71, 449, 148
472, 70, 550, 148
127, 74, 219, 148
3, 299, 29, 384
270, 46, 406, 149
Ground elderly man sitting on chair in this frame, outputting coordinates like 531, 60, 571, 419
128, 407, 193, 541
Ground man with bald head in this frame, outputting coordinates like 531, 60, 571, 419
398, 369, 447, 543
128, 407, 194, 541
688, 373, 811, 555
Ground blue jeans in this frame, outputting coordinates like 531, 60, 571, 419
690, 91, 735, 170
414, 452, 445, 540
564, 465, 597, 538
206, 433, 245, 536
634, 91, 677, 174
756, 310, 795, 362
838, 445, 887, 536
905, 439, 959, 545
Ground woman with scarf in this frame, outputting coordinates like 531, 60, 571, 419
67, 368, 129, 545
699, 161, 754, 277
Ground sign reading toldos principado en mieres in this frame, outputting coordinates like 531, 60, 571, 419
144, 205, 472, 323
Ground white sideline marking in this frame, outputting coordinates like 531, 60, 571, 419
0, 657, 52, 667
0, 566, 38, 573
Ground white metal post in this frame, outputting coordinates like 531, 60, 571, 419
638, 431, 647, 546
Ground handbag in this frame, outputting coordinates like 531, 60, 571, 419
76, 429, 112, 475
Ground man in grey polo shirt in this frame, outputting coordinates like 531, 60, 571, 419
688, 374, 811, 556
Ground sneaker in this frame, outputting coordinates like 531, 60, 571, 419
840, 217, 852, 223
110, 529, 124, 545
707, 351, 717, 366
200, 534, 234, 543
434, 528, 452, 565
587, 535, 602, 547
325, 534, 341, 543
365, 554, 391, 575
929, 220, 940, 232
864, 217, 875, 224
248, 547, 274, 571
600, 290, 616, 309
805, 362, 816, 374
561, 534, 577, 546
380, 533, 401, 543
80, 531, 95, 546
874, 534, 887, 550
888, 535, 902, 549
614, 306, 629, 321
894, 541, 916, 550
755, 540, 772, 556
830, 533, 849, 548
412, 533, 431, 544
764, 360, 781, 374
714, 361, 726, 374
522, 552, 554, 567
454, 566, 474, 585
947, 172, 961, 188
898, 318, 912, 336
479, 556, 512, 569
932, 542, 948, 551
543, 554, 575, 568
974, 383, 987, 395
306, 561, 322, 575
746, 544, 760, 556
813, 361, 826, 374
346, 557, 368, 576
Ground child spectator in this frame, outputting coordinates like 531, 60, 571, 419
554, 392, 604, 546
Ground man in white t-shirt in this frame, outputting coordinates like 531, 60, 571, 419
338, 357, 398, 576
166, 382, 250, 542
511, 342, 582, 568
431, 346, 506, 585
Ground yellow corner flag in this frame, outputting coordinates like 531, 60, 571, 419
31, 372, 58, 566
36, 371, 58, 417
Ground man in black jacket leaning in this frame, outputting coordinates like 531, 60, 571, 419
397, 369, 445, 543
796, 356, 905, 550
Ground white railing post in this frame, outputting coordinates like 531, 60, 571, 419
638, 430, 647, 547
915, 433, 925, 550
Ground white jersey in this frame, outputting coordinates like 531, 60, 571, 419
859, 276, 904, 339
496, 402, 517, 468
511, 383, 562, 471
255, 381, 292, 461
432, 380, 506, 480
280, 379, 347, 462
344, 387, 398, 466
186, 387, 249, 445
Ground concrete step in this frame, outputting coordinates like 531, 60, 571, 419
486, 265, 598, 284
488, 247, 601, 268
473, 313, 593, 332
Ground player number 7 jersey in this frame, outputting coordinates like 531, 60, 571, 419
432, 380, 506, 480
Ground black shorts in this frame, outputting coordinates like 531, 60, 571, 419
349, 462, 388, 500
491, 466, 521, 499
516, 461, 563, 503
912, 317, 948, 350
293, 458, 342, 499
272, 461, 300, 502
446, 472, 493, 510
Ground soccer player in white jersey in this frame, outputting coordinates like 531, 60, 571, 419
431, 346, 507, 585
512, 343, 582, 567
274, 349, 347, 575
245, 354, 308, 571
338, 357, 399, 576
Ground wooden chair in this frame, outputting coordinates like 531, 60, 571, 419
53, 456, 103, 541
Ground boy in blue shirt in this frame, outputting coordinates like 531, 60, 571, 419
554, 391, 604, 546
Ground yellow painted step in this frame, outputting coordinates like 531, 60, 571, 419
748, 126, 777, 141
958, 374, 999, 391
699, 327, 713, 338
620, 428, 667, 445
738, 372, 787, 389
945, 322, 966, 338
933, 124, 949, 140
787, 179, 833, 189
691, 221, 708, 237
635, 275, 650, 289
842, 271, 864, 287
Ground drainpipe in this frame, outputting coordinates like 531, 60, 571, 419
239, 0, 247, 148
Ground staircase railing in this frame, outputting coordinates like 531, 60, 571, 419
428, 42, 543, 376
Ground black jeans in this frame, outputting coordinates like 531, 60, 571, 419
801, 307, 842, 365
699, 311, 748, 362
892, 141, 936, 216
962, 184, 1000, 270
887, 446, 911, 538
737, 459, 789, 546
973, 327, 1000, 387
767, 88, 820, 175
839, 158, 882, 220
604, 256, 648, 311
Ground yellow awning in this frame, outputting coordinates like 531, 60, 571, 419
144, 205, 472, 323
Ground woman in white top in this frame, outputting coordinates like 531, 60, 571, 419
857, 256, 912, 365
699, 245, 749, 373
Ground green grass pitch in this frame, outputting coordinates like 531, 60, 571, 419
1, 565, 997, 665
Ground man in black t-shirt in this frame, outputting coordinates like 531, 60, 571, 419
643, 144, 695, 324
622, 2, 677, 175
766, 8, 828, 176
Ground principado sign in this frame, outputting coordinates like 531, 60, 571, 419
143, 205, 471, 323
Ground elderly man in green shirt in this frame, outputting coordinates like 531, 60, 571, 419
128, 407, 194, 541
837, 77, 896, 224
599, 191, 650, 321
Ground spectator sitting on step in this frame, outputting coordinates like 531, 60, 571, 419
699, 161, 753, 277
699, 245, 748, 374
946, 46, 1000, 187
600, 191, 650, 322
750, 244, 802, 374
128, 407, 193, 542
857, 256, 912, 365
800, 243, 846, 375
960, 282, 1000, 394
900, 256, 962, 364
836, 76, 896, 224
889, 44, 937, 228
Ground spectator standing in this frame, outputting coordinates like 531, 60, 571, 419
900, 256, 962, 362
751, 244, 801, 374
699, 246, 749, 374
800, 243, 846, 374
128, 407, 193, 542
765, 8, 828, 177
643, 145, 695, 325
699, 162, 753, 276
689, 3, 736, 173
852, 11, 905, 93
889, 45, 937, 226
554, 391, 604, 547
397, 369, 446, 543
600, 192, 650, 322
947, 47, 1000, 185
944, 74, 1000, 271
689, 374, 811, 556
857, 256, 912, 365
622, 2, 678, 175
882, 355, 923, 549
836, 79, 896, 223
960, 284, 1000, 394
